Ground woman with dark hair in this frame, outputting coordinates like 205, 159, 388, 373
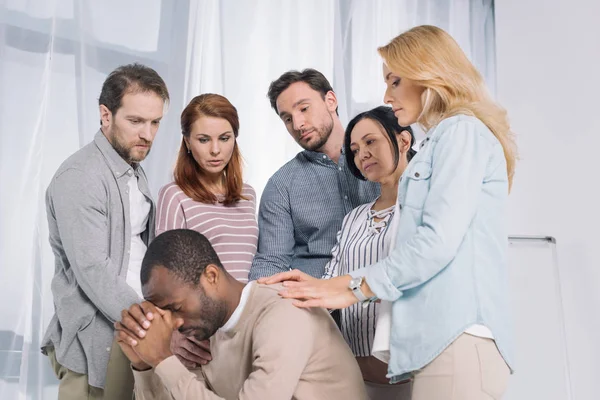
321, 106, 415, 399
156, 94, 257, 283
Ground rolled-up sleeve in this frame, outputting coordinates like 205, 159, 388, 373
363, 120, 496, 301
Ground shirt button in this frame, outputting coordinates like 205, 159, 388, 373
322, 155, 327, 159
414, 172, 420, 178
127, 170, 133, 176
338, 167, 342, 171
106, 347, 110, 352
344, 195, 348, 200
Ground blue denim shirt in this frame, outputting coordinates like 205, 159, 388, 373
350, 114, 514, 382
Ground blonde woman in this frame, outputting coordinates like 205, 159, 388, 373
261, 25, 516, 399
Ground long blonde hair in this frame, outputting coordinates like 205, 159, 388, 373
378, 25, 517, 190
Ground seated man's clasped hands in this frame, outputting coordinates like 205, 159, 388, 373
115, 302, 181, 372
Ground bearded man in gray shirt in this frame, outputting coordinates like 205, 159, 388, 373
42, 63, 209, 399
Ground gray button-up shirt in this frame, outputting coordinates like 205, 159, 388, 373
42, 130, 155, 388
249, 149, 379, 280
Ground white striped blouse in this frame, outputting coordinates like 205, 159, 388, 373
156, 182, 258, 282
323, 200, 396, 357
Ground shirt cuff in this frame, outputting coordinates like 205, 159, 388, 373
154, 355, 192, 389
349, 269, 367, 279
363, 263, 403, 302
131, 365, 159, 390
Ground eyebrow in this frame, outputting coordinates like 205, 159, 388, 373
125, 115, 162, 122
278, 98, 311, 118
349, 132, 376, 147
385, 72, 393, 82
194, 130, 233, 137
144, 293, 163, 305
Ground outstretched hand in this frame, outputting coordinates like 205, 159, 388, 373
259, 270, 361, 310
257, 269, 317, 285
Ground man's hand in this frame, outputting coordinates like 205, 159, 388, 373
115, 330, 150, 371
133, 308, 181, 368
116, 301, 156, 339
171, 330, 212, 368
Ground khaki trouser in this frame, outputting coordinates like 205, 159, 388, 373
47, 341, 134, 400
411, 333, 510, 400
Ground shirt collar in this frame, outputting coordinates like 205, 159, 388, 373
302, 146, 344, 163
220, 281, 255, 332
94, 130, 138, 178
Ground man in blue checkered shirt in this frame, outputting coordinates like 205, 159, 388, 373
249, 69, 379, 281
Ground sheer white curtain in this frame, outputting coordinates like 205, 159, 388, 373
0, 1, 494, 398
340, 0, 496, 139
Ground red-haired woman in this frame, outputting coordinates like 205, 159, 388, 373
157, 94, 257, 283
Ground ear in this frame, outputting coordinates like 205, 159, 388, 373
183, 137, 190, 151
324, 90, 338, 114
397, 130, 413, 153
202, 264, 221, 286
99, 104, 112, 128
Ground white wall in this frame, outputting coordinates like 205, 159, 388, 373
496, 1, 600, 399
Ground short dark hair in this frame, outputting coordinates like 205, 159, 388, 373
344, 106, 416, 180
98, 63, 170, 123
267, 68, 338, 115
141, 229, 223, 287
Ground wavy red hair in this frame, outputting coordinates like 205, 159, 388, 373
174, 94, 245, 205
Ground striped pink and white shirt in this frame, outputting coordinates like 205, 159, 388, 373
156, 182, 258, 282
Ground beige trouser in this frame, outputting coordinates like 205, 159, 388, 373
411, 333, 510, 400
47, 341, 134, 400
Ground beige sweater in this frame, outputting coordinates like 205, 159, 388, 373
133, 283, 367, 399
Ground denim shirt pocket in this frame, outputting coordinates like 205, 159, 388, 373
402, 161, 433, 209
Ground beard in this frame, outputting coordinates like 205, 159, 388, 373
297, 113, 334, 152
107, 124, 152, 164
180, 290, 229, 342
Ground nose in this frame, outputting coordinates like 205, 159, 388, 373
139, 123, 153, 142
383, 87, 394, 105
210, 141, 220, 156
358, 146, 370, 161
292, 114, 305, 132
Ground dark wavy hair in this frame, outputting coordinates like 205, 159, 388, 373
98, 63, 169, 124
344, 106, 416, 180
267, 68, 338, 115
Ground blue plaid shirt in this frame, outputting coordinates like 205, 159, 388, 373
249, 149, 379, 280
